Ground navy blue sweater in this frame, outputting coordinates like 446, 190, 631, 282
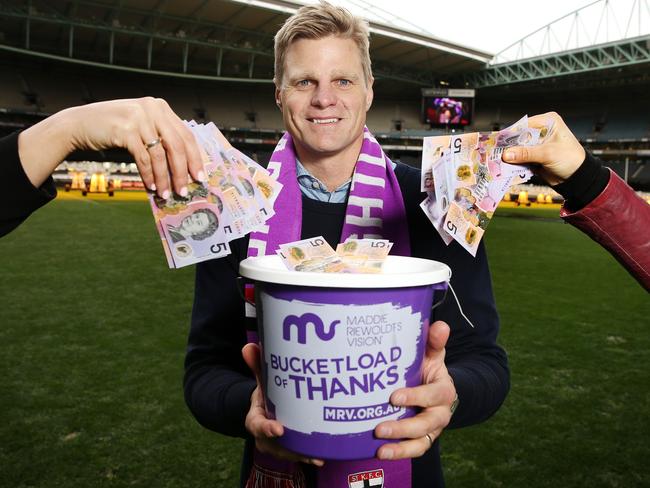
184, 162, 510, 487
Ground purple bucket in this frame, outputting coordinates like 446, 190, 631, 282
239, 255, 451, 460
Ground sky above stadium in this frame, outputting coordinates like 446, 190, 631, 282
318, 0, 633, 54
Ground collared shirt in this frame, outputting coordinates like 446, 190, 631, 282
296, 159, 397, 203
296, 159, 350, 203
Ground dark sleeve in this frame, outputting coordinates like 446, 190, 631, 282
0, 131, 57, 238
553, 151, 610, 212
395, 163, 509, 429
436, 241, 509, 429
183, 239, 256, 438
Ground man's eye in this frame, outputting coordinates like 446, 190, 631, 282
297, 80, 311, 87
337, 79, 351, 87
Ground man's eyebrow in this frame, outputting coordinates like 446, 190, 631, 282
331, 71, 360, 80
287, 72, 316, 83
286, 71, 361, 83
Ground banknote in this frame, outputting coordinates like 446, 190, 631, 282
442, 201, 485, 257
420, 194, 454, 246
432, 150, 454, 216
277, 237, 346, 273
149, 121, 280, 268
336, 238, 393, 273
450, 133, 480, 190
421, 136, 448, 192
159, 200, 231, 267
278, 237, 395, 273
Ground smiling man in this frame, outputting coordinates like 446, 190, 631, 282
277, 34, 373, 192
183, 3, 509, 487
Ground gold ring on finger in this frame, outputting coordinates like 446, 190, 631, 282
425, 433, 434, 449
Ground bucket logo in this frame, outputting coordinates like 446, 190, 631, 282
282, 312, 340, 344
348, 469, 384, 488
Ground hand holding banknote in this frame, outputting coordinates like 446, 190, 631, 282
18, 98, 203, 198
149, 121, 282, 268
501, 112, 585, 186
420, 115, 553, 256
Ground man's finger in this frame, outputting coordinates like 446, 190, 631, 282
388, 381, 456, 410
255, 437, 325, 466
376, 434, 438, 460
242, 343, 262, 378
375, 406, 451, 439
426, 320, 450, 356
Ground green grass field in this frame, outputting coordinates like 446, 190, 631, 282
0, 198, 648, 487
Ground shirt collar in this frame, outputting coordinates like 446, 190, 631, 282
296, 159, 351, 195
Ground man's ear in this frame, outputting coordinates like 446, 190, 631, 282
274, 84, 282, 110
365, 76, 374, 111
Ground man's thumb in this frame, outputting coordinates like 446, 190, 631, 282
242, 343, 262, 379
427, 320, 450, 356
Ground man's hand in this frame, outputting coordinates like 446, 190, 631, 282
18, 97, 205, 198
502, 111, 586, 186
374, 321, 457, 460
241, 343, 325, 467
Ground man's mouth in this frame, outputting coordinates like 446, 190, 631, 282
308, 118, 341, 124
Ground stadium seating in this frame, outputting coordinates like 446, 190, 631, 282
1, 52, 649, 191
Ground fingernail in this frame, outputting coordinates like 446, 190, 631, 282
504, 150, 515, 161
179, 186, 188, 197
162, 189, 170, 200
150, 183, 156, 191
381, 449, 394, 460
198, 170, 206, 182
393, 394, 405, 405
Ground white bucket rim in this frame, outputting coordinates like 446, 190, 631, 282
239, 255, 451, 288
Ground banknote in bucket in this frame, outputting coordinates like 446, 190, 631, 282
277, 237, 346, 273
277, 237, 394, 273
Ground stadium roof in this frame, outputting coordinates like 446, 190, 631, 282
0, 0, 492, 88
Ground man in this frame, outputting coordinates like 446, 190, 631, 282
184, 3, 508, 487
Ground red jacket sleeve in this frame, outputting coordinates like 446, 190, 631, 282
560, 169, 650, 292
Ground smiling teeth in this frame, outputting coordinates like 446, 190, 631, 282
311, 118, 338, 124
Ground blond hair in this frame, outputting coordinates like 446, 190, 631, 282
274, 1, 372, 86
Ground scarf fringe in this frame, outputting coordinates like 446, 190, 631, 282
244, 463, 306, 488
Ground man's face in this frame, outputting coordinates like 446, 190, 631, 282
276, 36, 373, 162
181, 212, 209, 235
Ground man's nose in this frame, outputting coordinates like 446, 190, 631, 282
311, 83, 337, 108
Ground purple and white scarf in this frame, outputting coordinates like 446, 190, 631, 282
245, 127, 412, 488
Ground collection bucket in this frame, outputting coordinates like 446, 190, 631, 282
239, 254, 451, 460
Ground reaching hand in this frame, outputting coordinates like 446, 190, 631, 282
374, 321, 457, 460
502, 111, 586, 186
241, 343, 325, 467
18, 97, 205, 198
